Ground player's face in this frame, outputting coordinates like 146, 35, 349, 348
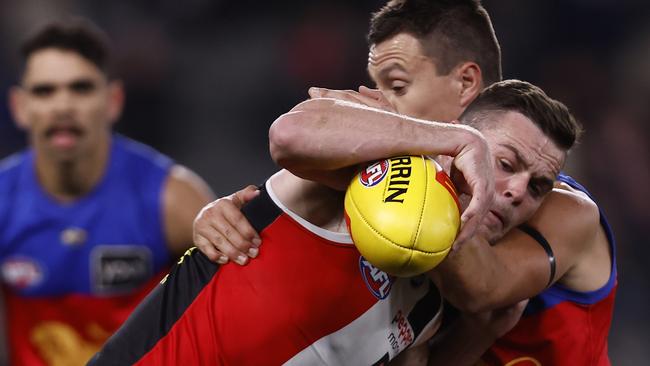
368, 33, 463, 122
472, 111, 566, 244
13, 48, 120, 163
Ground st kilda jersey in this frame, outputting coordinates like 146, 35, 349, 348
481, 174, 617, 366
90, 178, 443, 366
0, 136, 173, 365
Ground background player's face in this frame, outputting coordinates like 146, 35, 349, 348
11, 48, 122, 163
368, 32, 465, 122
470, 111, 566, 243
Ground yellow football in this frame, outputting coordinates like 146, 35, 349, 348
344, 155, 461, 277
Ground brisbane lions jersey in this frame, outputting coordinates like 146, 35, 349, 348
0, 136, 173, 365
90, 178, 443, 366
481, 174, 617, 366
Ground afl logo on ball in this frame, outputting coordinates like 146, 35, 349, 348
360, 160, 389, 187
359, 256, 393, 299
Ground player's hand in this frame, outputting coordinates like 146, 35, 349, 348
308, 86, 395, 112
193, 185, 261, 265
449, 128, 494, 247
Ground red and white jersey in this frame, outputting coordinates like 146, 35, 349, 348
90, 179, 443, 365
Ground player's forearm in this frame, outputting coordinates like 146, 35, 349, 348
431, 238, 511, 313
269, 98, 478, 171
427, 314, 496, 366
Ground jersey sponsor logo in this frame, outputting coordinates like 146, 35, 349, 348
1, 257, 44, 289
359, 256, 393, 299
385, 309, 415, 359
90, 245, 153, 294
390, 310, 414, 349
360, 160, 390, 187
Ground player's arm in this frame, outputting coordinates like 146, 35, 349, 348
163, 165, 215, 257
270, 95, 487, 189
387, 344, 429, 366
194, 86, 495, 264
270, 91, 494, 243
430, 188, 601, 313
426, 300, 527, 365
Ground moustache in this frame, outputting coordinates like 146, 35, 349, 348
44, 122, 84, 138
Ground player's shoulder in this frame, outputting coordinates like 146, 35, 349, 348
545, 183, 599, 223
0, 150, 27, 174
113, 134, 174, 172
531, 178, 601, 251
0, 150, 29, 190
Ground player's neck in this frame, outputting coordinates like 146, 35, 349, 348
34, 141, 111, 203
271, 170, 346, 231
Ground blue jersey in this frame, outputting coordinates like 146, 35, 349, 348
0, 135, 174, 365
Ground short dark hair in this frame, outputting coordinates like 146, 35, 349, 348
368, 0, 502, 86
20, 18, 111, 75
461, 79, 582, 151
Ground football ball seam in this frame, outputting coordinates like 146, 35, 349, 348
348, 186, 447, 256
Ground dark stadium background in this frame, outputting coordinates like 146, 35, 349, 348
0, 0, 648, 364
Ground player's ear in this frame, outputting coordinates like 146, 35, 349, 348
107, 79, 125, 125
8, 86, 30, 130
455, 62, 482, 109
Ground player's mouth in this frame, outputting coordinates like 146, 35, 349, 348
45, 125, 84, 150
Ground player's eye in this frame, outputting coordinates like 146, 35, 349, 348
29, 84, 55, 97
390, 80, 407, 96
499, 159, 514, 173
69, 80, 96, 94
528, 184, 542, 198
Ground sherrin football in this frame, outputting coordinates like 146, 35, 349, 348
344, 155, 461, 277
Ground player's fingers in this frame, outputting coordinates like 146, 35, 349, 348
222, 203, 262, 248
231, 185, 259, 209
358, 86, 393, 110
454, 181, 492, 246
211, 214, 258, 259
196, 225, 249, 265
193, 235, 229, 264
309, 87, 366, 105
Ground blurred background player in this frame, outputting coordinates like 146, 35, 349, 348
194, 0, 615, 365
0, 19, 213, 365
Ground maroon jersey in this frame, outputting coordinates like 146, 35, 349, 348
481, 174, 616, 366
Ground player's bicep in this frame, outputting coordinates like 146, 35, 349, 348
285, 165, 359, 191
163, 165, 215, 256
521, 187, 601, 287
491, 189, 600, 304
489, 229, 555, 304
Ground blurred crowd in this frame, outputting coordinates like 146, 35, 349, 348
0, 0, 648, 364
